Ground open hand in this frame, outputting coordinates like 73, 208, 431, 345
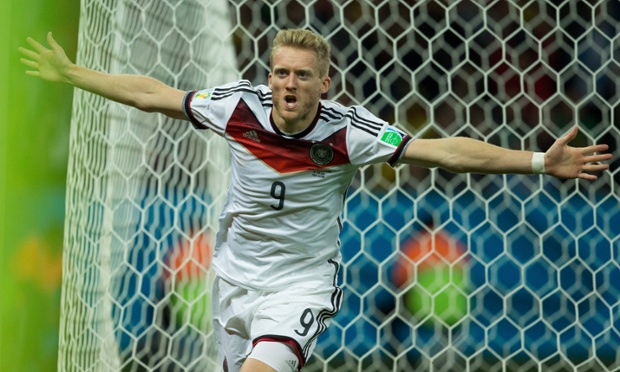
19, 32, 73, 83
544, 126, 612, 180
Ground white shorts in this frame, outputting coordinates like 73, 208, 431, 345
212, 275, 343, 372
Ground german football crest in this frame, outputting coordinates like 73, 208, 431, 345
309, 143, 334, 165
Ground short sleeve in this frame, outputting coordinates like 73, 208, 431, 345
182, 81, 251, 137
346, 106, 413, 167
183, 89, 225, 136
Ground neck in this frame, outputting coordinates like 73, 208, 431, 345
274, 120, 309, 135
271, 105, 321, 136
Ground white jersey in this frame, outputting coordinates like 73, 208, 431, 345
183, 80, 412, 290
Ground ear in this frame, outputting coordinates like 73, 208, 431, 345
268, 72, 273, 89
320, 76, 331, 94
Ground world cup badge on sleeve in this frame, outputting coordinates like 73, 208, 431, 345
195, 90, 213, 101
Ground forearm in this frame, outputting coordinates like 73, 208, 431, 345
403, 137, 540, 174
21, 33, 186, 118
65, 64, 178, 113
445, 137, 536, 174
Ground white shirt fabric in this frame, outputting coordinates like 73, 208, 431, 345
183, 80, 412, 291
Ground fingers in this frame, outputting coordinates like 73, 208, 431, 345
578, 173, 598, 181
575, 163, 608, 181
583, 162, 610, 172
581, 144, 609, 154
577, 164, 609, 181
20, 58, 38, 69
559, 126, 579, 145
575, 140, 612, 174
47, 32, 63, 53
18, 45, 39, 75
581, 143, 613, 166
20, 37, 46, 69
577, 154, 612, 180
584, 153, 613, 164
18, 45, 40, 75
18, 46, 39, 60
22, 33, 59, 57
26, 36, 48, 53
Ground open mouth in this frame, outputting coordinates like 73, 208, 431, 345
284, 95, 298, 109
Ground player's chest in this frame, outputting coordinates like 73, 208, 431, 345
226, 122, 350, 175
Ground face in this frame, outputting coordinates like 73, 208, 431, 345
268, 46, 331, 133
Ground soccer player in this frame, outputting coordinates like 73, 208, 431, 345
20, 29, 612, 372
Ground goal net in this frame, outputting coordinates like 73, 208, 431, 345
59, 0, 620, 371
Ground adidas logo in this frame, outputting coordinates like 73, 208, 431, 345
243, 130, 260, 142
285, 359, 298, 371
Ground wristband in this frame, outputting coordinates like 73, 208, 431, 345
532, 152, 546, 174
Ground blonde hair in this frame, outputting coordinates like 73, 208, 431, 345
270, 29, 331, 77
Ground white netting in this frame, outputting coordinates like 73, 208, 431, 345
59, 1, 620, 371
60, 0, 236, 370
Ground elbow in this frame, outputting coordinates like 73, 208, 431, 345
445, 165, 469, 174
438, 138, 494, 174
441, 154, 469, 173
132, 96, 156, 113
443, 158, 493, 174
446, 165, 468, 173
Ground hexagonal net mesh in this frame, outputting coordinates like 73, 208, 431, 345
58, 0, 620, 371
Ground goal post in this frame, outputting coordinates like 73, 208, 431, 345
59, 1, 620, 371
59, 0, 236, 370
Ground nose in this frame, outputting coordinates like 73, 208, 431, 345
285, 74, 297, 89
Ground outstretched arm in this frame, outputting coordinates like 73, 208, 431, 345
402, 126, 612, 180
19, 32, 187, 120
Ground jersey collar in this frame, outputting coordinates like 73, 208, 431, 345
270, 103, 322, 139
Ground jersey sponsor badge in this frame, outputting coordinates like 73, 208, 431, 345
380, 127, 405, 146
309, 143, 334, 165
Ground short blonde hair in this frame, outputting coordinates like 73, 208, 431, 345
270, 29, 331, 77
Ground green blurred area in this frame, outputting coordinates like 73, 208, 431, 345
1, 0, 79, 370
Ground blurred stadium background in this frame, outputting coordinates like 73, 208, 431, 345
2, 0, 620, 371
2, 0, 79, 370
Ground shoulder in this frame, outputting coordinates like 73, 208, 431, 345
210, 80, 271, 101
184, 80, 271, 130
188, 80, 272, 113
320, 100, 386, 137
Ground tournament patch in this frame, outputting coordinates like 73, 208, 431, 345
309, 143, 334, 165
380, 127, 404, 146
195, 90, 213, 101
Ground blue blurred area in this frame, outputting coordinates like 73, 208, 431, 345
118, 172, 620, 367
321, 174, 620, 364
110, 186, 213, 367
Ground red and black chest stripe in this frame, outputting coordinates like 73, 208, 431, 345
226, 100, 350, 174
